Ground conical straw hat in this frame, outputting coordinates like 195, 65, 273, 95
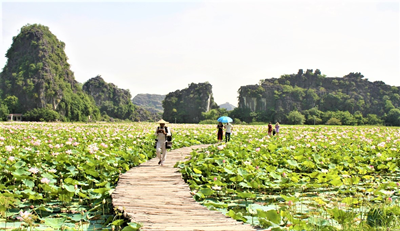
157, 119, 169, 124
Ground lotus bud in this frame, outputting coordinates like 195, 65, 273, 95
103, 199, 106, 204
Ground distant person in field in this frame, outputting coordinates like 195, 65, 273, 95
224, 122, 233, 142
275, 122, 280, 136
217, 122, 224, 142
155, 119, 171, 166
268, 122, 273, 136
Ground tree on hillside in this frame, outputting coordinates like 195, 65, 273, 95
287, 111, 305, 125
386, 108, 400, 126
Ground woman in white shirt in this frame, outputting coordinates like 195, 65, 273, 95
224, 122, 233, 142
155, 119, 171, 166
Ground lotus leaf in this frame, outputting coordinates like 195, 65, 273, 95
44, 217, 66, 229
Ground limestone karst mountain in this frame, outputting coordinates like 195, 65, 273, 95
162, 82, 219, 123
0, 24, 99, 121
235, 69, 400, 124
83, 76, 160, 121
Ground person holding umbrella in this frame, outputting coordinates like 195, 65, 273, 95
217, 116, 233, 142
217, 122, 224, 142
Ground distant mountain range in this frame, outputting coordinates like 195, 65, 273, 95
219, 102, 236, 111
132, 93, 236, 115
132, 94, 165, 114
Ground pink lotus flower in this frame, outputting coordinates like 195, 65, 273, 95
214, 177, 217, 181
8, 156, 15, 161
28, 167, 39, 174
287, 201, 294, 206
41, 178, 50, 184
255, 148, 260, 152
282, 172, 287, 177
212, 185, 222, 190
217, 145, 224, 150
17, 211, 32, 221
5, 146, 14, 152
378, 142, 386, 148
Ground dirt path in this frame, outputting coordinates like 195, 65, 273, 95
112, 144, 255, 231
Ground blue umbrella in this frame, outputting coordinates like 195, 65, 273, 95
217, 116, 233, 123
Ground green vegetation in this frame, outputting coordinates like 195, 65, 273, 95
163, 82, 219, 123
82, 76, 158, 122
23, 108, 60, 121
0, 122, 216, 230
0, 24, 100, 122
132, 93, 165, 114
178, 125, 400, 230
233, 69, 400, 126
0, 24, 159, 122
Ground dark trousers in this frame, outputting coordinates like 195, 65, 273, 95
225, 132, 231, 142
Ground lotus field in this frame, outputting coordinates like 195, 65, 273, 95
0, 122, 215, 230
1, 123, 400, 230
178, 125, 400, 230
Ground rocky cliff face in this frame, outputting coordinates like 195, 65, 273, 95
0, 24, 77, 111
82, 76, 160, 121
82, 76, 134, 120
238, 69, 400, 122
83, 76, 132, 106
0, 24, 99, 121
162, 82, 218, 123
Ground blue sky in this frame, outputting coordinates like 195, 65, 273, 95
1, 0, 399, 106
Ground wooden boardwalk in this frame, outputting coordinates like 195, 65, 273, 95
112, 144, 256, 231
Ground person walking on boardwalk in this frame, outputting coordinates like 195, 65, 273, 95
224, 122, 233, 142
268, 122, 273, 136
217, 122, 224, 142
155, 119, 171, 166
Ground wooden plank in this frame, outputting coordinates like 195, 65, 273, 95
112, 144, 255, 230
